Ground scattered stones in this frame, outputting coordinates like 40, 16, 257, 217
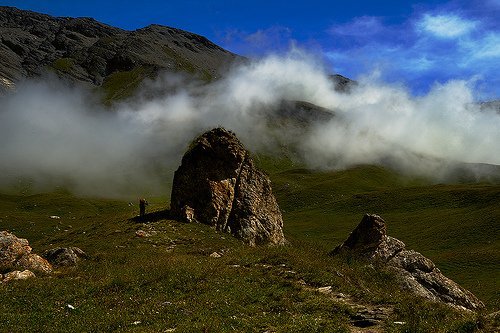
170, 128, 286, 246
351, 306, 392, 328
43, 247, 87, 267
0, 231, 53, 274
304, 281, 392, 331
332, 214, 485, 311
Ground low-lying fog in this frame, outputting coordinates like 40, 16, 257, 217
1, 50, 499, 197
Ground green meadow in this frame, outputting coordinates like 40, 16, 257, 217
0, 163, 498, 332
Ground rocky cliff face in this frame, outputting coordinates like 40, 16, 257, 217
170, 128, 286, 246
332, 214, 485, 311
0, 6, 239, 92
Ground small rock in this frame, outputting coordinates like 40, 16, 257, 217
67, 304, 76, 310
317, 286, 332, 294
180, 205, 196, 223
394, 321, 406, 325
132, 321, 141, 325
332, 292, 347, 299
209, 252, 222, 258
2, 270, 35, 283
49, 216, 61, 219
135, 230, 150, 238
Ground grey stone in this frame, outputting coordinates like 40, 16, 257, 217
43, 247, 87, 267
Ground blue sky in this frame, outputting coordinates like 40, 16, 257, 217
2, 0, 499, 98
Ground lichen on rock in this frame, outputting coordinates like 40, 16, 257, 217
170, 127, 285, 246
0, 230, 52, 275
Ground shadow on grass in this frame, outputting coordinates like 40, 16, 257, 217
130, 209, 173, 223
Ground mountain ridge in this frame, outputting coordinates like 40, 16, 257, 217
0, 6, 240, 96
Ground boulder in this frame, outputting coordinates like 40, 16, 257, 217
0, 230, 31, 271
0, 231, 52, 274
332, 214, 484, 311
43, 247, 87, 267
16, 253, 53, 274
170, 128, 285, 246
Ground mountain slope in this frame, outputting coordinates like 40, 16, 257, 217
0, 6, 240, 97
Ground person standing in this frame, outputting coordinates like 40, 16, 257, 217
139, 198, 148, 216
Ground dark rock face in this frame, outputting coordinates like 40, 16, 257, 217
0, 231, 52, 274
329, 74, 357, 93
332, 214, 484, 311
170, 128, 286, 246
273, 100, 335, 125
43, 247, 87, 267
0, 6, 240, 91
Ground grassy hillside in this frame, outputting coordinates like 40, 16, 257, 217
268, 165, 500, 309
0, 165, 498, 332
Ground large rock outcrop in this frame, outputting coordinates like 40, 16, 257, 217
332, 214, 484, 311
170, 128, 286, 246
0, 231, 52, 275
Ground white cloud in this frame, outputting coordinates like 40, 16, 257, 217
323, 8, 500, 97
2, 53, 500, 198
467, 32, 500, 58
329, 16, 384, 36
417, 14, 477, 38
